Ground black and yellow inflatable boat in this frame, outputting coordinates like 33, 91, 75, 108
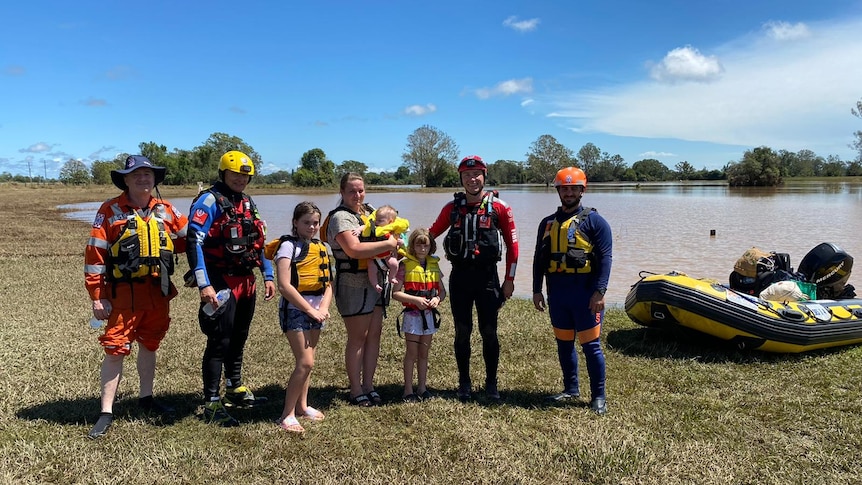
625, 271, 862, 353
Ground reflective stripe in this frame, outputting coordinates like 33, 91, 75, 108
86, 264, 107, 274
87, 237, 110, 250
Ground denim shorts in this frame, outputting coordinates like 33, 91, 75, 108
279, 305, 325, 333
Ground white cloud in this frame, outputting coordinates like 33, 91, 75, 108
20, 142, 53, 154
404, 103, 437, 116
475, 78, 533, 99
4, 65, 25, 76
520, 98, 534, 107
639, 151, 677, 159
649, 46, 723, 83
503, 16, 540, 33
82, 97, 108, 107
105, 65, 135, 80
764, 21, 810, 41
541, 16, 862, 156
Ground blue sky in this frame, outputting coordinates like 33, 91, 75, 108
2, 1, 862, 178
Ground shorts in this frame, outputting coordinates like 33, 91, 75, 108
279, 306, 325, 333
335, 272, 385, 318
99, 305, 170, 355
400, 310, 439, 336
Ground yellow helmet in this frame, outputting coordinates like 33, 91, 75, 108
219, 150, 255, 176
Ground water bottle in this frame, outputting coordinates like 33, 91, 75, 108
203, 289, 231, 317
89, 317, 106, 330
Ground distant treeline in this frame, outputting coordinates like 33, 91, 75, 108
8, 128, 862, 188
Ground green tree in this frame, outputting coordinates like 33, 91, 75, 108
90, 159, 122, 185
631, 159, 670, 181
59, 159, 91, 185
821, 155, 846, 176
576, 143, 601, 176
337, 160, 368, 177
852, 98, 862, 162
138, 142, 169, 165
777, 149, 800, 177
393, 165, 413, 184
292, 168, 319, 187
590, 152, 626, 182
526, 134, 574, 187
401, 125, 460, 187
192, 132, 263, 183
674, 161, 696, 180
298, 148, 335, 186
488, 160, 524, 185
726, 146, 782, 187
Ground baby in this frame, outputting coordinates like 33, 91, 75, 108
356, 205, 409, 293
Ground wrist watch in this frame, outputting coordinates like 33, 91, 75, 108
596, 287, 607, 296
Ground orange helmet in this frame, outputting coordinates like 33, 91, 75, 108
553, 167, 587, 188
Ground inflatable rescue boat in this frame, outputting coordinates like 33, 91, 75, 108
625, 271, 862, 353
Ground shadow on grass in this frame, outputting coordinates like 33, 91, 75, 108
320, 383, 587, 411
17, 383, 601, 427
606, 324, 851, 364
16, 383, 346, 426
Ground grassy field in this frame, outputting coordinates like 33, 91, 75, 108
1, 183, 861, 484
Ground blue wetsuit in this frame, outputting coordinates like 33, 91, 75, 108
532, 205, 612, 400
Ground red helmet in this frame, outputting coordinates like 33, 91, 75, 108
554, 167, 587, 188
458, 155, 487, 173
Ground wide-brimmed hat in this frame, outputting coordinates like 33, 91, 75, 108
111, 155, 166, 191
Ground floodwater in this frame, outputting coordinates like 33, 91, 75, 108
63, 181, 862, 305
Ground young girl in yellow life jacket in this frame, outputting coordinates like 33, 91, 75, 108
269, 201, 333, 434
391, 228, 446, 402
354, 204, 409, 293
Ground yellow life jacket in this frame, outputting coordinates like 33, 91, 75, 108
396, 253, 443, 334
401, 254, 442, 310
361, 211, 410, 239
110, 210, 175, 281
267, 235, 334, 295
546, 207, 594, 274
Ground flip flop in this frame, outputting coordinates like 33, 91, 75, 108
300, 406, 325, 422
368, 390, 382, 405
349, 394, 372, 407
277, 416, 305, 434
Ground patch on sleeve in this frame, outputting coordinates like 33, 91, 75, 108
192, 209, 208, 225
92, 213, 105, 229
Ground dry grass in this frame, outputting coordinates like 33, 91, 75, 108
1, 183, 861, 484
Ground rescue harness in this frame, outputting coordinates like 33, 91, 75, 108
443, 191, 502, 266
198, 189, 266, 274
